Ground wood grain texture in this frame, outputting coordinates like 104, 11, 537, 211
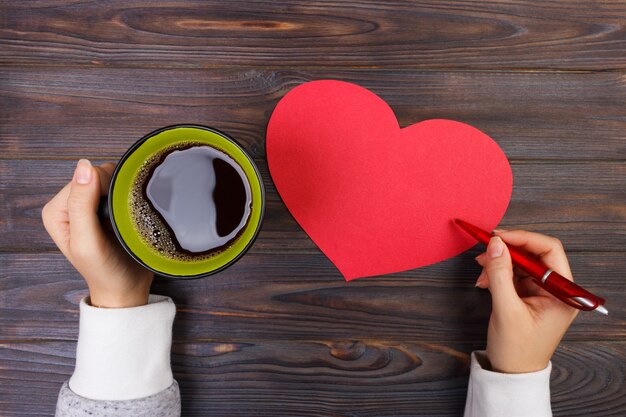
1, 252, 623, 342
1, 340, 624, 416
1, 68, 625, 160
2, 1, 626, 70
1, 159, 625, 252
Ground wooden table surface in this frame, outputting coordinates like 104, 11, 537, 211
1, 1, 625, 416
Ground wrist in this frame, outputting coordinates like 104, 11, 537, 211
486, 350, 549, 374
88, 289, 150, 308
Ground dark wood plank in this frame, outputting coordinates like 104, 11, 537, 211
1, 159, 624, 252
1, 340, 624, 416
2, 1, 625, 70
1, 252, 622, 342
1, 68, 625, 160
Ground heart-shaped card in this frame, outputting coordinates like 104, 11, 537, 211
266, 80, 512, 280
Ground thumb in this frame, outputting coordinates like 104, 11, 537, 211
67, 159, 107, 259
484, 236, 524, 318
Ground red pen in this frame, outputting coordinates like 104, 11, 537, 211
454, 218, 608, 315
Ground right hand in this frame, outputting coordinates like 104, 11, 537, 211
474, 230, 579, 373
42, 159, 154, 308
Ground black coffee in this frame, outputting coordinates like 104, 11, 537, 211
130, 143, 252, 261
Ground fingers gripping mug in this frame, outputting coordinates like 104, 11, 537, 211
98, 124, 265, 279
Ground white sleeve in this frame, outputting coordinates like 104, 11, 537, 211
68, 294, 176, 401
464, 351, 552, 417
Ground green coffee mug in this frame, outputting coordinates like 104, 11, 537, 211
99, 124, 265, 279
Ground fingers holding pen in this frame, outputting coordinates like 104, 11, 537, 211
474, 242, 555, 299
493, 229, 573, 281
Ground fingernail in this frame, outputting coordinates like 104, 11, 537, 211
493, 228, 507, 234
488, 236, 504, 258
75, 159, 92, 185
475, 274, 487, 288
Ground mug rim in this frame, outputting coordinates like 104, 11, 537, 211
107, 123, 265, 280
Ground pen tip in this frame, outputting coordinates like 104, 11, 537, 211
595, 305, 609, 315
454, 218, 469, 228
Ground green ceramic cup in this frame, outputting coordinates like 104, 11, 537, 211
99, 124, 265, 279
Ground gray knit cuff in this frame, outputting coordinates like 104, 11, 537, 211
55, 380, 181, 417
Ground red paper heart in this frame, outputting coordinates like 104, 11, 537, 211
267, 80, 512, 280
